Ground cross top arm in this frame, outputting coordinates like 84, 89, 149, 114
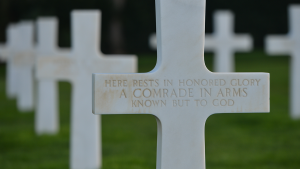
93, 73, 269, 116
265, 36, 293, 55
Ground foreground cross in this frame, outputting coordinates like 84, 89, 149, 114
93, 0, 269, 169
36, 17, 71, 134
266, 5, 300, 119
13, 21, 35, 112
37, 10, 137, 169
205, 10, 253, 72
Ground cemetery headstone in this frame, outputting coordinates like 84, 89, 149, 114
265, 4, 300, 119
6, 24, 20, 99
36, 10, 137, 169
205, 10, 253, 72
35, 17, 71, 135
93, 1, 270, 169
13, 21, 35, 112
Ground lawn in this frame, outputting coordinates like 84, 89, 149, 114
0, 50, 299, 169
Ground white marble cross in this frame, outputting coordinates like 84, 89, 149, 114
35, 17, 71, 135
5, 24, 20, 99
93, 1, 269, 169
266, 5, 300, 119
205, 10, 253, 72
37, 10, 137, 169
13, 21, 35, 112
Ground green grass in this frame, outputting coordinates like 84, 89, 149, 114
0, 50, 299, 169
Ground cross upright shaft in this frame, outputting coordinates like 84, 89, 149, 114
93, 0, 269, 169
155, 0, 206, 74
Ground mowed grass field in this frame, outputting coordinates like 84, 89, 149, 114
0, 50, 299, 169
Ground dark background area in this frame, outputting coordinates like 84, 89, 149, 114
0, 0, 299, 54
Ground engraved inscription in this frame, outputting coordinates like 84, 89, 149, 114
103, 78, 262, 108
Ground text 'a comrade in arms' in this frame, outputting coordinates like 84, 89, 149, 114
104, 78, 262, 108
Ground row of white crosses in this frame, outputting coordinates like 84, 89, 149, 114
149, 10, 253, 72
36, 11, 137, 169
0, 10, 137, 169
93, 1, 269, 169
2, 22, 35, 111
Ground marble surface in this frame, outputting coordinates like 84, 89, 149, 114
35, 17, 71, 135
37, 10, 137, 169
205, 10, 253, 72
93, 1, 270, 169
266, 5, 300, 119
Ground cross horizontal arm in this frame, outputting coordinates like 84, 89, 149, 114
231, 35, 253, 51
13, 51, 35, 66
93, 72, 269, 115
204, 35, 252, 52
266, 36, 293, 55
37, 56, 77, 81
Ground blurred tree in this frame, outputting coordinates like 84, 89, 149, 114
0, 0, 300, 54
0, 0, 9, 41
109, 0, 126, 53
